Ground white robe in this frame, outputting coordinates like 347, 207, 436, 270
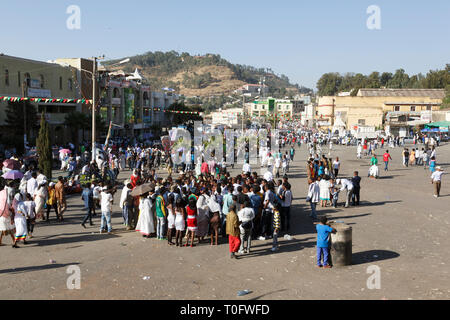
369, 165, 379, 177
14, 202, 28, 240
136, 198, 155, 236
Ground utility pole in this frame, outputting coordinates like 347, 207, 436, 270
91, 57, 97, 162
22, 80, 27, 152
91, 55, 105, 162
331, 98, 335, 127
242, 95, 245, 131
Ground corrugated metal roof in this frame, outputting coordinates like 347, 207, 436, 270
358, 89, 445, 99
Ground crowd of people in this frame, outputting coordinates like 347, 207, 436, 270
1, 123, 446, 270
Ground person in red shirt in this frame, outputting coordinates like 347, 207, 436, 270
383, 150, 393, 171
130, 169, 141, 188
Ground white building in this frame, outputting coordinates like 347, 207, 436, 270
211, 108, 243, 126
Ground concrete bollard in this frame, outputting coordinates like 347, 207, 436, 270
329, 222, 352, 266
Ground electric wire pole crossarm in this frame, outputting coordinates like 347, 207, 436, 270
75, 56, 130, 162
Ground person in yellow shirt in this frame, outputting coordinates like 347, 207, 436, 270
46, 183, 60, 222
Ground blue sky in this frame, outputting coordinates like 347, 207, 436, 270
1, 0, 449, 89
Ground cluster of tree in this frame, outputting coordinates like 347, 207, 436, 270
317, 65, 450, 97
36, 112, 52, 179
2, 101, 38, 155
63, 111, 107, 147
182, 72, 217, 89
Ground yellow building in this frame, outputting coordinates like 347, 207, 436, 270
0, 54, 81, 146
317, 89, 444, 131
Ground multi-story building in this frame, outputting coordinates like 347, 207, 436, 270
246, 98, 293, 120
317, 89, 445, 135
210, 108, 243, 126
55, 59, 179, 140
234, 84, 269, 97
0, 54, 82, 146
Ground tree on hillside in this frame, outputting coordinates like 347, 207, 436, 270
36, 112, 52, 180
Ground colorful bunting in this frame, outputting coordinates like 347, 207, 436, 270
0, 96, 92, 104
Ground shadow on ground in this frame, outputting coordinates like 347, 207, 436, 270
351, 249, 400, 265
0, 262, 80, 274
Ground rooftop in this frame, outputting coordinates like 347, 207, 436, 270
358, 88, 445, 99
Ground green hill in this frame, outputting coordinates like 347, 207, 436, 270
104, 51, 312, 98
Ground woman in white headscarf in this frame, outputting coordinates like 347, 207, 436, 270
33, 181, 48, 220
0, 184, 16, 247
136, 191, 156, 238
196, 188, 210, 242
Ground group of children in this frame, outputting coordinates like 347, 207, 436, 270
0, 186, 37, 248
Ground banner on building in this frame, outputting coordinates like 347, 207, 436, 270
124, 88, 135, 124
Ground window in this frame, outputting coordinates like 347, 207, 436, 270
24, 73, 31, 87
410, 106, 416, 112
17, 71, 21, 87
68, 79, 73, 91
358, 119, 366, 125
394, 106, 400, 112
427, 105, 432, 111
4, 69, 9, 86
59, 77, 63, 90
40, 75, 44, 88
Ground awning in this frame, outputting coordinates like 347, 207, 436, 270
407, 120, 429, 126
425, 121, 450, 128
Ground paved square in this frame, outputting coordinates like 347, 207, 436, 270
1, 143, 449, 300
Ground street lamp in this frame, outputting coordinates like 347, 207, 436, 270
77, 56, 130, 161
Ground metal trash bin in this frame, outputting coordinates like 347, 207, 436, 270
329, 222, 352, 266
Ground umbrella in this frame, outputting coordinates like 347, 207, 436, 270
60, 149, 72, 154
2, 170, 24, 180
2, 159, 20, 170
130, 183, 154, 197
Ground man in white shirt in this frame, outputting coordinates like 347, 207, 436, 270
100, 187, 113, 233
267, 154, 274, 173
242, 161, 251, 175
263, 170, 273, 182
36, 170, 47, 186
336, 179, 354, 208
237, 201, 255, 254
280, 182, 293, 233
431, 167, 444, 198
26, 172, 38, 197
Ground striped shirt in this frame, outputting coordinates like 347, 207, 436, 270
273, 210, 281, 230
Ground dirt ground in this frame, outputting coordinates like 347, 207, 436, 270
1, 142, 449, 300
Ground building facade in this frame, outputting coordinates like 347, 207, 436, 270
234, 84, 269, 97
0, 54, 81, 146
317, 89, 445, 134
55, 59, 179, 141
246, 98, 293, 119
